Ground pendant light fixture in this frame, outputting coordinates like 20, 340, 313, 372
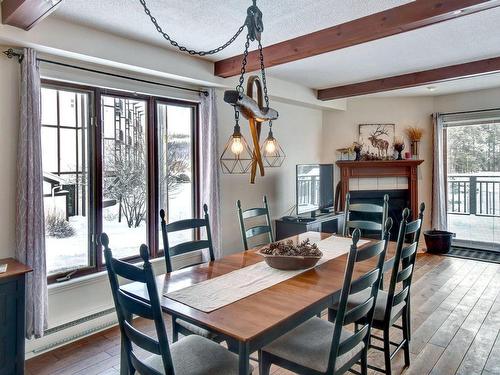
261, 122, 286, 168
139, 0, 284, 183
221, 1, 285, 183
219, 110, 253, 174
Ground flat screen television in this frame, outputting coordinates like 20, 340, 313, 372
296, 164, 334, 215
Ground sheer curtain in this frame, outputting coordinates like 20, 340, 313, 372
16, 48, 48, 338
432, 113, 448, 230
199, 88, 221, 259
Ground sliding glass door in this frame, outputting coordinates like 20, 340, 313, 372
445, 117, 500, 250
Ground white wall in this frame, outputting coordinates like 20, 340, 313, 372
434, 86, 500, 113
0, 45, 19, 259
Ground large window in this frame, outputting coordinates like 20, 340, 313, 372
42, 87, 91, 275
41, 82, 199, 281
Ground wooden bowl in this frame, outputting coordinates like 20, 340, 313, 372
258, 250, 322, 270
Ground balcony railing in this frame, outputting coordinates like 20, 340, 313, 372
448, 175, 500, 217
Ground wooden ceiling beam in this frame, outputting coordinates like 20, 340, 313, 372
1, 0, 62, 30
317, 56, 500, 100
214, 0, 500, 78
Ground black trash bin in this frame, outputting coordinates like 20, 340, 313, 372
424, 230, 455, 254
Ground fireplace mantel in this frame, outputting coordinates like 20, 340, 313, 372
336, 160, 424, 220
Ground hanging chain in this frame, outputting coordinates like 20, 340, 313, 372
258, 40, 270, 108
139, 0, 246, 56
236, 35, 251, 94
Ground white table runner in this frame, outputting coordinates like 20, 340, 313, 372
165, 233, 368, 313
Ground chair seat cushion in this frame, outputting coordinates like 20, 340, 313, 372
176, 317, 219, 340
262, 317, 364, 373
332, 289, 406, 322
143, 335, 249, 375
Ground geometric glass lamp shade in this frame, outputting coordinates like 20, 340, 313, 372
260, 128, 286, 168
220, 124, 254, 174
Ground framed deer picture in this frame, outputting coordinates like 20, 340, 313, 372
358, 123, 395, 159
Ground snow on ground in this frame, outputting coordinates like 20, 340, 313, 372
46, 183, 192, 275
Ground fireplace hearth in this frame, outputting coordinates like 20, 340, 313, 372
349, 189, 409, 240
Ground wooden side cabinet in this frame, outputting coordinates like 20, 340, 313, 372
0, 258, 32, 375
275, 212, 345, 241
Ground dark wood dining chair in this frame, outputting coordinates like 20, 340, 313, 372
101, 233, 244, 375
343, 192, 389, 239
237, 195, 273, 250
160, 205, 236, 347
160, 203, 215, 274
259, 219, 393, 375
330, 204, 425, 375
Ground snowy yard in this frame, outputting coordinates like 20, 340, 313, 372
46, 183, 192, 275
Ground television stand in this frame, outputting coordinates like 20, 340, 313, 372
275, 212, 345, 241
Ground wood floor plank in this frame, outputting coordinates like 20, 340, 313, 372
430, 294, 497, 375
483, 322, 500, 374
404, 343, 446, 375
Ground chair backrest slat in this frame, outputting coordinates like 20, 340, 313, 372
130, 353, 164, 375
343, 297, 375, 325
349, 268, 380, 294
242, 207, 268, 219
393, 286, 410, 306
396, 264, 413, 283
384, 203, 425, 322
343, 193, 389, 239
405, 219, 421, 235
245, 225, 272, 238
169, 240, 212, 256
166, 218, 207, 232
327, 218, 392, 373
110, 257, 147, 283
401, 242, 418, 260
348, 203, 385, 213
117, 290, 155, 320
346, 220, 382, 231
123, 320, 161, 355
355, 241, 386, 262
237, 196, 273, 250
337, 324, 369, 357
101, 234, 174, 375
160, 204, 215, 273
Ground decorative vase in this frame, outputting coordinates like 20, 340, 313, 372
355, 150, 361, 161
410, 141, 420, 159
394, 144, 405, 160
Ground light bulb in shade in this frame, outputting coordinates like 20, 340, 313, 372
230, 137, 244, 155
264, 139, 277, 154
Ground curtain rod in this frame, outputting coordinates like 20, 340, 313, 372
3, 48, 209, 96
440, 107, 500, 116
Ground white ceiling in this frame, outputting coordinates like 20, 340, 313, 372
53, 0, 412, 60
52, 0, 500, 97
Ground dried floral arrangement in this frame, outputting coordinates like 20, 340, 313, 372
406, 127, 424, 142
260, 239, 322, 257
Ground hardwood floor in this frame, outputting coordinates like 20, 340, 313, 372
26, 253, 500, 375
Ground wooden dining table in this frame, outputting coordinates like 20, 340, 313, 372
121, 232, 398, 375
